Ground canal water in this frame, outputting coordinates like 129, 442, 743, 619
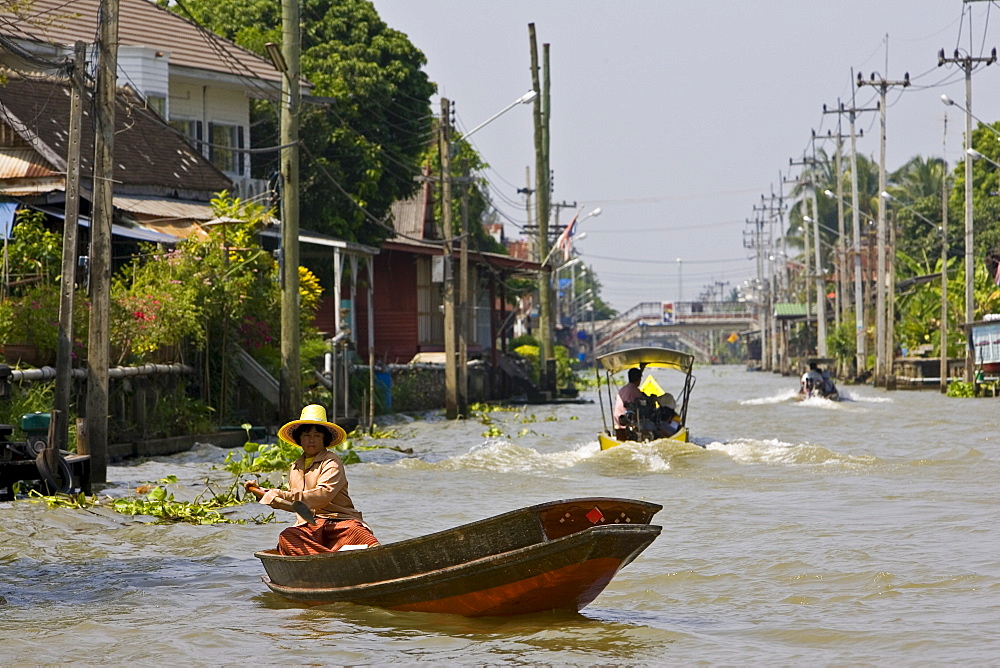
1, 365, 997, 664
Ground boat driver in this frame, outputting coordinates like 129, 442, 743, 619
243, 404, 380, 556
613, 367, 645, 429
801, 362, 824, 395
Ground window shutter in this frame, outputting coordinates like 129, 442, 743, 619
196, 121, 204, 157
206, 122, 214, 163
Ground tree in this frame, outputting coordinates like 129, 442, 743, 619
169, 0, 435, 246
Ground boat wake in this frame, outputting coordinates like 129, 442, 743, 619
740, 389, 800, 405
794, 395, 843, 410
840, 391, 892, 403
704, 437, 880, 468
393, 439, 599, 473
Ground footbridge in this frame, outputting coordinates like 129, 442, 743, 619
593, 301, 755, 362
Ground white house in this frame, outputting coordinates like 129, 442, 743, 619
0, 0, 288, 203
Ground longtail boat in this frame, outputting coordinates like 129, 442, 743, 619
596, 347, 698, 450
255, 497, 661, 617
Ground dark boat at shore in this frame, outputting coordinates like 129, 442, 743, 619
255, 497, 662, 617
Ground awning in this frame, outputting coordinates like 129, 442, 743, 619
0, 200, 17, 240
257, 227, 379, 256
33, 205, 182, 244
113, 196, 215, 222
78, 217, 181, 244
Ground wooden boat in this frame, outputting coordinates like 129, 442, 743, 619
255, 497, 661, 617
595, 347, 698, 450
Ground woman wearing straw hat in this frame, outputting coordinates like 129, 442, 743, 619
243, 404, 380, 556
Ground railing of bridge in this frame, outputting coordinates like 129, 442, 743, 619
594, 301, 753, 346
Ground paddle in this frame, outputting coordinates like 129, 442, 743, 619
291, 500, 316, 525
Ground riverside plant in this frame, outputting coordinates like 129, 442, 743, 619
25, 475, 275, 525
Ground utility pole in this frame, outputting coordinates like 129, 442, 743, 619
54, 42, 86, 455
85, 0, 120, 483
529, 24, 552, 394
744, 207, 768, 371
787, 160, 814, 327
765, 184, 789, 373
458, 159, 470, 416
938, 47, 996, 384
824, 96, 876, 378
439, 98, 458, 418
857, 70, 910, 386
277, 0, 302, 422
940, 115, 950, 394
814, 126, 852, 331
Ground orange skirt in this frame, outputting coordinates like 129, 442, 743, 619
277, 518, 379, 556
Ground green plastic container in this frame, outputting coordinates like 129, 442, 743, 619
21, 411, 51, 436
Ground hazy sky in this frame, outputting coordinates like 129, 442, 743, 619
374, 1, 1000, 313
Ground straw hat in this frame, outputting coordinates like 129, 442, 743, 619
657, 393, 676, 411
277, 404, 347, 447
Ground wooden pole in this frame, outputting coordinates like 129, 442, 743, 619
85, 0, 120, 483
529, 24, 551, 393
440, 98, 458, 419
278, 0, 302, 422
54, 42, 86, 454
458, 160, 470, 414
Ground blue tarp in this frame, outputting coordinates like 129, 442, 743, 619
0, 201, 17, 240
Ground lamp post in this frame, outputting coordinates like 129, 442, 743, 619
940, 70, 994, 382
443, 89, 536, 418
882, 191, 949, 392
676, 258, 683, 303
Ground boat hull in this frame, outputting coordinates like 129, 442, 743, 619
256, 497, 661, 617
598, 427, 689, 450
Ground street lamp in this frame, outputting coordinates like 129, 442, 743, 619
676, 258, 683, 303
463, 90, 538, 139
966, 147, 1000, 169
940, 93, 983, 383
445, 90, 537, 417
882, 191, 949, 392
941, 95, 1000, 139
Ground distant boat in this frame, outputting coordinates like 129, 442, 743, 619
796, 357, 840, 401
595, 347, 698, 450
255, 497, 662, 617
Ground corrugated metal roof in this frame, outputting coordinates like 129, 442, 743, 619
2, 0, 283, 91
114, 195, 215, 221
390, 180, 437, 241
0, 149, 60, 179
774, 303, 814, 318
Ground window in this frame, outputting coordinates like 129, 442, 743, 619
169, 118, 202, 153
146, 95, 166, 118
208, 122, 244, 175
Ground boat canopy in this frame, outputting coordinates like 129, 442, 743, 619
596, 347, 694, 375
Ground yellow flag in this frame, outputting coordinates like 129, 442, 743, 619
639, 375, 665, 397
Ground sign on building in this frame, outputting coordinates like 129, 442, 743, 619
661, 302, 674, 325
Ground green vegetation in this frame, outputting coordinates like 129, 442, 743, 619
26, 475, 275, 525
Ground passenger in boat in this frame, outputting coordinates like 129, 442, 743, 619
613, 367, 645, 428
615, 368, 676, 439
655, 393, 680, 437
243, 404, 380, 556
